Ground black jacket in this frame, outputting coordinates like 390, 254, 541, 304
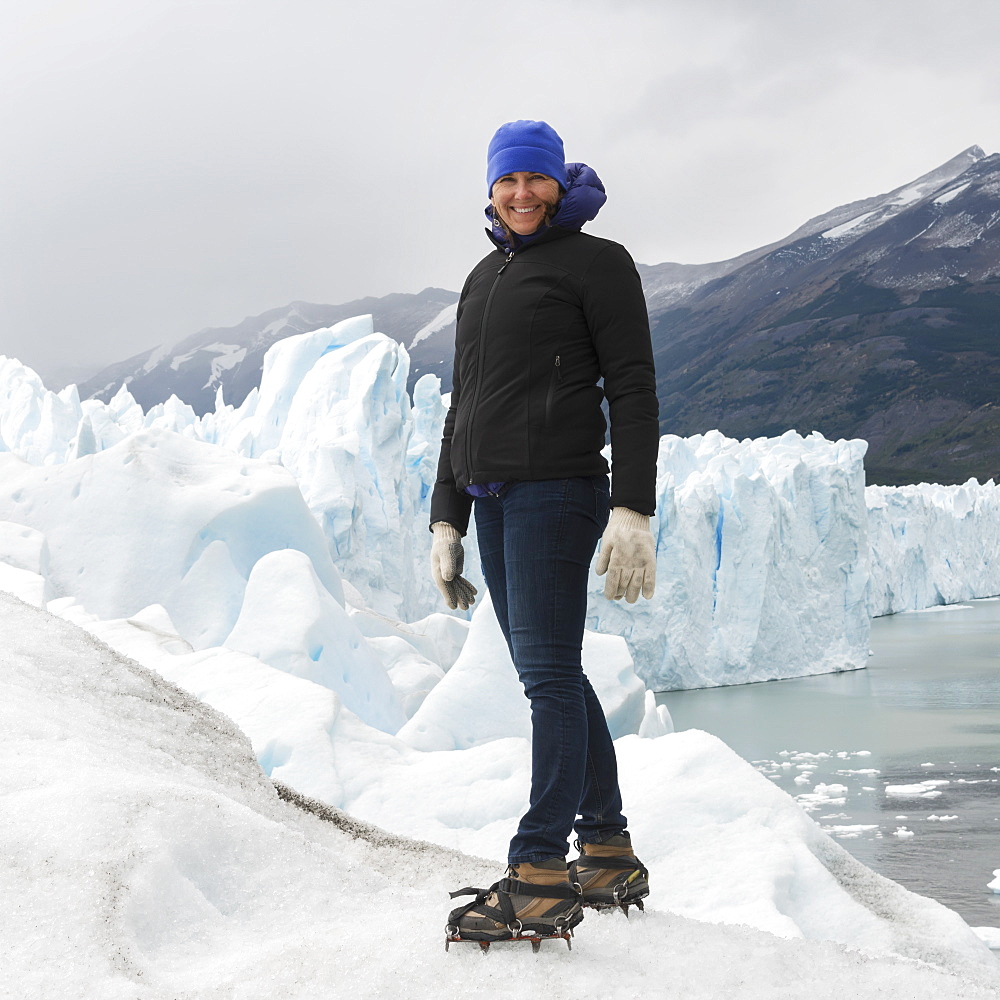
430, 226, 659, 534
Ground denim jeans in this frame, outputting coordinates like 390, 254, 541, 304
473, 476, 629, 863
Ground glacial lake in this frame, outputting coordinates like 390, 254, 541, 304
656, 597, 1000, 929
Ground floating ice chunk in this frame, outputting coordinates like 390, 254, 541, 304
823, 824, 879, 839
927, 815, 959, 822
885, 781, 949, 799
893, 827, 915, 839
795, 783, 849, 812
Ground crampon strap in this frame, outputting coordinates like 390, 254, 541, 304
447, 878, 582, 928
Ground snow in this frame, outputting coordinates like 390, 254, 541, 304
4, 590, 999, 1000
820, 211, 877, 239
934, 182, 972, 205
409, 301, 458, 349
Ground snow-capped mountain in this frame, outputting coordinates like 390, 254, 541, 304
78, 146, 999, 485
646, 145, 1000, 485
78, 288, 459, 415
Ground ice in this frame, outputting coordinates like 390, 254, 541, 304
396, 590, 660, 751
4, 316, 1000, 994
1, 330, 996, 694
224, 548, 405, 734
885, 781, 949, 799
0, 428, 343, 633
589, 429, 871, 690
867, 480, 1000, 616
4, 590, 999, 1000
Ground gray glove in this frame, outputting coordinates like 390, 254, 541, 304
430, 522, 478, 611
595, 507, 656, 603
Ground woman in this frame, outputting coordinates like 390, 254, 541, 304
430, 120, 659, 947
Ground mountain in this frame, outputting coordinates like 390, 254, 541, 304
78, 146, 999, 485
645, 145, 1000, 485
77, 289, 459, 414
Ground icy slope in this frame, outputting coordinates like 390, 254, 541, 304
3, 591, 999, 1000
14, 589, 993, 970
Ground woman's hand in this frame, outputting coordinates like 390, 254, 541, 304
595, 507, 656, 603
430, 522, 478, 611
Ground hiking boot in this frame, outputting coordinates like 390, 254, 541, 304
446, 859, 584, 946
569, 833, 649, 912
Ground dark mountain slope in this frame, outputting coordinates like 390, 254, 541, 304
650, 148, 1000, 484
78, 289, 459, 414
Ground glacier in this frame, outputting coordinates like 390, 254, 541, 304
1, 318, 996, 693
2, 319, 1000, 995
867, 480, 1000, 617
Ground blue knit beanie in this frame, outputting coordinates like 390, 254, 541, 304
486, 120, 567, 195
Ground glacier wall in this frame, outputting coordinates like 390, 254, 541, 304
866, 481, 1000, 617
0, 316, 998, 696
589, 430, 872, 690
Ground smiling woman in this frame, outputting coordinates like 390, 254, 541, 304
429, 119, 660, 951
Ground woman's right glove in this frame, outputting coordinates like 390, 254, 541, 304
430, 521, 478, 611
595, 506, 656, 603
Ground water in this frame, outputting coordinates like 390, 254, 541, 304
656, 597, 1000, 929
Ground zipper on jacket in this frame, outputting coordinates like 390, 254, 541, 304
545, 353, 563, 426
465, 255, 512, 479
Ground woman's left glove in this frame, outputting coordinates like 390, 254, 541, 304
430, 521, 478, 611
595, 507, 656, 603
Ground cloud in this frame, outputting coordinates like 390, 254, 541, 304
2, 0, 1000, 384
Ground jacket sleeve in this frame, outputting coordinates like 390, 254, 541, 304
581, 243, 659, 516
429, 286, 474, 535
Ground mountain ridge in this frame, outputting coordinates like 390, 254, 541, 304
76, 145, 999, 485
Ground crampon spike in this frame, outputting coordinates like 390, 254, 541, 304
444, 930, 573, 953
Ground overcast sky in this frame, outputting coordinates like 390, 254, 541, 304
4, 0, 1000, 386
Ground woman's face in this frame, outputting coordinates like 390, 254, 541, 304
491, 171, 562, 236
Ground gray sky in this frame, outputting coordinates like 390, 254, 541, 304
4, 0, 1000, 386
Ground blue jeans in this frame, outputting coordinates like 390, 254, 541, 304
473, 476, 629, 863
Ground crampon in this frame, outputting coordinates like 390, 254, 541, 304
444, 922, 575, 954
444, 869, 584, 953
569, 836, 649, 917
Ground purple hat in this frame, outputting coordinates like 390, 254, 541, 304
486, 120, 567, 195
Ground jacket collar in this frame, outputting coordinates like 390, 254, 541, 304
484, 224, 576, 255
